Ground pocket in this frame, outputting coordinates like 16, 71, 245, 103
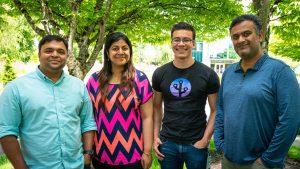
191, 142, 208, 150
158, 139, 168, 151
191, 145, 208, 151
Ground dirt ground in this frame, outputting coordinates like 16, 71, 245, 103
209, 152, 300, 169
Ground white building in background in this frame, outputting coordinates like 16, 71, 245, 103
193, 38, 239, 75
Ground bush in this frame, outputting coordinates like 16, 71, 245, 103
2, 56, 16, 85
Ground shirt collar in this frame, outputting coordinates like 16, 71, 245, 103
36, 66, 65, 84
235, 52, 268, 72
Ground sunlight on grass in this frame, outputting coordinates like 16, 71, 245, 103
0, 155, 12, 169
288, 145, 300, 160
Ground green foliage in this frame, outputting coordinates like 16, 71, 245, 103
2, 56, 17, 85
136, 44, 172, 66
0, 155, 12, 168
269, 0, 300, 61
1, 0, 244, 78
209, 139, 217, 152
288, 145, 300, 161
0, 14, 36, 62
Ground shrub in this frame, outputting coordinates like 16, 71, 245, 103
2, 56, 16, 85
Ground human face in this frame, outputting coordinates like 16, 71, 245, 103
171, 30, 195, 60
230, 20, 263, 60
38, 40, 67, 75
108, 39, 130, 68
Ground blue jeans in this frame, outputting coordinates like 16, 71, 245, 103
158, 139, 208, 169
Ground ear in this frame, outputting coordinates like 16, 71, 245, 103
258, 31, 264, 43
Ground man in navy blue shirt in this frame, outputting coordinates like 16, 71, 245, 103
214, 14, 300, 169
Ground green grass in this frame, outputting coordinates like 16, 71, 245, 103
0, 155, 12, 169
1, 140, 299, 168
288, 145, 300, 161
209, 140, 217, 152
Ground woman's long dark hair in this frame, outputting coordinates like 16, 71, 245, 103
98, 32, 135, 100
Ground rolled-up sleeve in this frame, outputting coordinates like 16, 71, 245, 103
80, 86, 97, 134
0, 83, 21, 138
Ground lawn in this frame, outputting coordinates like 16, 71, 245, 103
1, 140, 299, 168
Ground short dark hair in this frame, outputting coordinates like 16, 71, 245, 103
229, 14, 262, 34
38, 35, 68, 53
171, 22, 196, 40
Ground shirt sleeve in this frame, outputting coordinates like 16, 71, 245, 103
80, 84, 97, 134
261, 66, 300, 168
152, 68, 161, 92
207, 70, 220, 94
137, 71, 153, 105
214, 75, 225, 153
86, 74, 97, 105
0, 83, 21, 138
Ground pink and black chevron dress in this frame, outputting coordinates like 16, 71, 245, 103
86, 69, 153, 165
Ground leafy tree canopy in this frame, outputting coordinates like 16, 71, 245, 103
269, 0, 300, 61
0, 4, 35, 62
1, 0, 243, 79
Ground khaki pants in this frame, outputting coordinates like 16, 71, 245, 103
221, 156, 283, 169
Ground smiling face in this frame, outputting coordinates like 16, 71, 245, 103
38, 40, 67, 75
230, 20, 263, 60
171, 30, 195, 60
108, 39, 131, 68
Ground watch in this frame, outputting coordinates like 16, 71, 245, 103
83, 149, 94, 157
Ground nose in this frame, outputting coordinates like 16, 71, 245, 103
237, 36, 246, 43
52, 50, 59, 57
117, 48, 125, 54
178, 40, 185, 45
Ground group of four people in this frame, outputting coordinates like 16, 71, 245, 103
0, 14, 299, 169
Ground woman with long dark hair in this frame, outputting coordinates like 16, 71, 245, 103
86, 32, 153, 169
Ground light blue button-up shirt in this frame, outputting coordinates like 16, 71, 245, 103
0, 67, 97, 169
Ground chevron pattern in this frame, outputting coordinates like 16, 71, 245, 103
87, 70, 153, 165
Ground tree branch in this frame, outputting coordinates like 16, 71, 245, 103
87, 0, 113, 68
44, 1, 66, 36
40, 0, 54, 34
12, 0, 45, 37
68, 0, 82, 58
270, 0, 283, 13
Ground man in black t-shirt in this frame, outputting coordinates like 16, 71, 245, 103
152, 22, 220, 169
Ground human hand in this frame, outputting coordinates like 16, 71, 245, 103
255, 157, 266, 166
84, 154, 92, 166
141, 152, 152, 169
153, 137, 165, 160
193, 138, 209, 149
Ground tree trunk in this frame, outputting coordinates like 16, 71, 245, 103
253, 0, 270, 52
66, 56, 90, 80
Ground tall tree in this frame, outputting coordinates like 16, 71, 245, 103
3, 0, 243, 79
251, 0, 299, 61
252, 0, 270, 51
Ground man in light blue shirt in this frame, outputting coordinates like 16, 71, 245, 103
0, 35, 97, 169
214, 14, 300, 169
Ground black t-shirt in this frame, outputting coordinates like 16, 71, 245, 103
152, 61, 220, 143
